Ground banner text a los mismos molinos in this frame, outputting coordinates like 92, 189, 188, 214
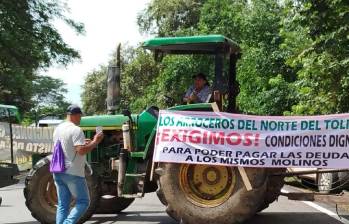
153, 110, 349, 168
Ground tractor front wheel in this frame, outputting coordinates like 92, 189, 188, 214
97, 196, 134, 214
159, 163, 268, 224
24, 158, 100, 224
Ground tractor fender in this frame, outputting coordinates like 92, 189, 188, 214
26, 156, 50, 180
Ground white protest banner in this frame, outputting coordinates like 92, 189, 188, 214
0, 122, 54, 170
153, 110, 349, 168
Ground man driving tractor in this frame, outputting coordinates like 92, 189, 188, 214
183, 73, 211, 104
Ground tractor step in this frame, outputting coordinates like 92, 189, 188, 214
121, 193, 144, 198
281, 189, 349, 205
121, 173, 147, 198
126, 173, 146, 177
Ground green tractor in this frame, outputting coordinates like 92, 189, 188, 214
24, 35, 285, 224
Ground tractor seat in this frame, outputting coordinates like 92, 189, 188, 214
146, 106, 159, 119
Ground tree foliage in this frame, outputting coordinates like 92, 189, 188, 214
136, 0, 297, 115
81, 66, 107, 115
282, 0, 349, 115
82, 0, 348, 116
32, 76, 68, 107
120, 47, 159, 111
0, 0, 83, 113
137, 0, 206, 36
21, 75, 70, 124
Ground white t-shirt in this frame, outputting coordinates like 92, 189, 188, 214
53, 121, 86, 177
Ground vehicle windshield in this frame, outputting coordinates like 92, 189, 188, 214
0, 104, 20, 123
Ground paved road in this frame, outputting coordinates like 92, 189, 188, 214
1, 180, 349, 224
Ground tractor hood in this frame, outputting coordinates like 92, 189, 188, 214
80, 114, 137, 130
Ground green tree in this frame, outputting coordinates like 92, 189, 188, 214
0, 0, 84, 112
81, 66, 107, 115
199, 0, 296, 115
81, 45, 159, 114
120, 47, 159, 112
137, 0, 297, 115
137, 0, 206, 36
133, 0, 221, 112
32, 76, 68, 107
282, 0, 349, 115
82, 0, 348, 117
24, 75, 70, 123
82, 0, 209, 114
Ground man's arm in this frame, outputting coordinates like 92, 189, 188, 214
75, 132, 104, 156
183, 86, 194, 103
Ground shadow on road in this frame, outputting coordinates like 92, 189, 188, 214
246, 212, 346, 224
89, 211, 176, 224
89, 211, 348, 224
4, 211, 347, 224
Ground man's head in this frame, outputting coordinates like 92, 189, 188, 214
66, 105, 83, 125
193, 73, 208, 90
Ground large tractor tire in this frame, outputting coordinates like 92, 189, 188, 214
156, 187, 167, 206
159, 163, 268, 224
156, 179, 168, 206
24, 158, 100, 224
257, 168, 285, 212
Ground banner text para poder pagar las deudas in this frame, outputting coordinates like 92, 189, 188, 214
153, 110, 349, 168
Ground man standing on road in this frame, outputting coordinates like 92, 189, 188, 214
52, 105, 104, 224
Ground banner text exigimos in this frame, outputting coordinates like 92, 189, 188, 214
153, 110, 349, 168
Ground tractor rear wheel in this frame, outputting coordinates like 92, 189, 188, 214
156, 186, 167, 206
257, 168, 285, 212
24, 158, 100, 224
159, 163, 268, 224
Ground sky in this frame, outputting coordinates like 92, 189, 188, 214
43, 0, 151, 106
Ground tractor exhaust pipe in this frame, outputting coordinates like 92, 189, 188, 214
106, 43, 121, 115
117, 148, 127, 197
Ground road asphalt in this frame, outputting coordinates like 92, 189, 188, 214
1, 180, 349, 224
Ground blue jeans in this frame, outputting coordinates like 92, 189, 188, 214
53, 173, 90, 224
